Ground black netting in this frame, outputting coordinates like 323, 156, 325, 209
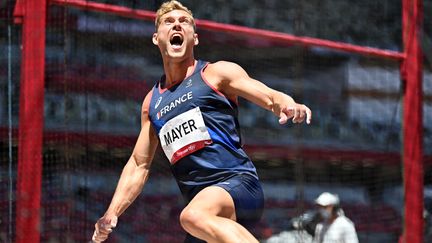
1, 1, 432, 243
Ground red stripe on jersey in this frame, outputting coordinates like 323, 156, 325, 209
170, 139, 212, 164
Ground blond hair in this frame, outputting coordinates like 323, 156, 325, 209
155, 1, 195, 30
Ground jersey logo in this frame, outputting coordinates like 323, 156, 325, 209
155, 97, 163, 109
186, 79, 193, 88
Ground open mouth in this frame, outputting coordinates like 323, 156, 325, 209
170, 34, 184, 48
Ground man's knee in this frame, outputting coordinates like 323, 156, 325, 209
180, 207, 208, 231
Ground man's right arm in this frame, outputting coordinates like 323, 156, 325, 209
342, 220, 359, 243
93, 92, 159, 242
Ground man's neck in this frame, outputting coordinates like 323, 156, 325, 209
162, 58, 196, 87
329, 215, 338, 224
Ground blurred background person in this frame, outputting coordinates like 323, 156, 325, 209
313, 192, 358, 243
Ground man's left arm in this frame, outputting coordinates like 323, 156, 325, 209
207, 61, 311, 125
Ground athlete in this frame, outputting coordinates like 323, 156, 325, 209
92, 1, 312, 242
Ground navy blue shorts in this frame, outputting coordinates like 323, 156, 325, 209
215, 173, 264, 227
184, 173, 264, 243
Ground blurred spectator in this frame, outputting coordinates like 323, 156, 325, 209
313, 192, 359, 243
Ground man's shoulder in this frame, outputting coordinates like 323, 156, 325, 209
207, 60, 238, 70
205, 60, 245, 78
334, 216, 356, 229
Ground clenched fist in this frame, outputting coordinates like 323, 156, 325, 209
92, 215, 118, 242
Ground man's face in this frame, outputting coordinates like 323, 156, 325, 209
153, 10, 198, 60
318, 205, 333, 220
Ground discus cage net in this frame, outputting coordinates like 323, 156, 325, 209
1, 0, 431, 243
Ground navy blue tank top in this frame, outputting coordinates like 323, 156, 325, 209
148, 60, 258, 200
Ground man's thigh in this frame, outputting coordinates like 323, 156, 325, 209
184, 185, 236, 221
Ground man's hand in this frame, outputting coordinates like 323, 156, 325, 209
278, 104, 312, 125
92, 214, 118, 242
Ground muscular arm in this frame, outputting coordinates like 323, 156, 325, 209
104, 92, 159, 217
93, 93, 159, 242
205, 61, 311, 124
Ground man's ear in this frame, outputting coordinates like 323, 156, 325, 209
152, 33, 158, 45
194, 33, 199, 46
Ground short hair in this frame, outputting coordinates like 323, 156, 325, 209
155, 1, 195, 31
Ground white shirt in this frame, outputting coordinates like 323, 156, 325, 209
314, 215, 359, 243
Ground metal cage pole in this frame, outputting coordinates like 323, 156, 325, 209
401, 0, 424, 242
13, 0, 47, 242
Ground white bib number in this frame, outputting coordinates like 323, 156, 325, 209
159, 107, 212, 164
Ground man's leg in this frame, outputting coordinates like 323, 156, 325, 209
179, 186, 259, 243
